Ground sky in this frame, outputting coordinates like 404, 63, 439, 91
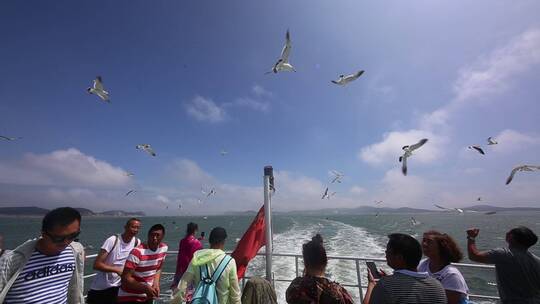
0, 1, 539, 215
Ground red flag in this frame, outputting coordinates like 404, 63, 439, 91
231, 205, 266, 279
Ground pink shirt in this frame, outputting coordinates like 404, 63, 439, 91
175, 235, 202, 277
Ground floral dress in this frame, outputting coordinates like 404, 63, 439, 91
286, 276, 354, 304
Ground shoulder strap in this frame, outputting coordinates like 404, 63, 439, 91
211, 255, 232, 282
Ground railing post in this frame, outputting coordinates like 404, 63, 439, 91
356, 259, 364, 301
295, 256, 299, 278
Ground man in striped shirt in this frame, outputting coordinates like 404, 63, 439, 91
363, 233, 447, 304
0, 207, 85, 304
118, 224, 168, 304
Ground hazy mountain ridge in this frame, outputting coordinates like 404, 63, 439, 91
0, 206, 146, 217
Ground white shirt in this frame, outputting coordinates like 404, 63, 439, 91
90, 235, 138, 290
418, 258, 469, 295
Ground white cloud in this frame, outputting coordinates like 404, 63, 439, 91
422, 28, 540, 129
252, 84, 273, 98
490, 129, 540, 154
168, 158, 215, 186
186, 95, 227, 123
349, 186, 366, 195
0, 148, 130, 188
359, 129, 447, 165
227, 97, 269, 112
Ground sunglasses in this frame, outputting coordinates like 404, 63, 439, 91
44, 230, 81, 244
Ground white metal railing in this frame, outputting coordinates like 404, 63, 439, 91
84, 251, 500, 302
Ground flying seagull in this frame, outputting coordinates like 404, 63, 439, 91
125, 172, 134, 177
374, 200, 383, 205
330, 170, 344, 183
125, 190, 136, 196
220, 149, 228, 156
399, 138, 428, 176
135, 144, 156, 157
331, 70, 364, 86
410, 217, 419, 226
201, 187, 216, 197
321, 187, 329, 199
87, 76, 110, 102
468, 145, 485, 155
484, 211, 497, 215
0, 135, 22, 141
487, 137, 498, 145
267, 30, 296, 74
506, 165, 540, 185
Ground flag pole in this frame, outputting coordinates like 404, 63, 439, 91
263, 165, 273, 282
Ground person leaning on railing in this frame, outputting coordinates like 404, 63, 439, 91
419, 230, 469, 304
466, 226, 540, 303
285, 234, 353, 304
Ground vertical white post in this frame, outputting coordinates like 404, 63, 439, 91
263, 166, 273, 282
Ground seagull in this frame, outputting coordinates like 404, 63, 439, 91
468, 145, 485, 155
477, 197, 482, 201
267, 30, 296, 74
0, 135, 22, 141
125, 190, 136, 196
321, 187, 329, 199
506, 165, 540, 185
331, 70, 364, 86
201, 187, 216, 197
399, 138, 428, 176
125, 172, 134, 177
410, 217, 419, 226
487, 137, 498, 145
485, 211, 497, 215
87, 76, 110, 102
220, 149, 228, 156
135, 144, 156, 157
374, 200, 383, 205
330, 170, 344, 183
203, 216, 208, 220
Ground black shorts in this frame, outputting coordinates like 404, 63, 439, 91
86, 286, 119, 304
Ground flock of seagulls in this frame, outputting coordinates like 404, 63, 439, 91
320, 170, 343, 200
2, 29, 538, 217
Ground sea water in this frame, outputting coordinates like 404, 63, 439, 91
2, 211, 540, 303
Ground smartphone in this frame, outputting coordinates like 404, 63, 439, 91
201, 231, 205, 238
366, 261, 381, 279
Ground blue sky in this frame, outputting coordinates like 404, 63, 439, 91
1, 1, 539, 215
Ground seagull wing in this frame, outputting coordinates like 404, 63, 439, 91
94, 76, 105, 91
506, 166, 521, 185
409, 138, 428, 151
280, 30, 291, 62
473, 146, 485, 155
434, 204, 451, 211
321, 187, 328, 199
401, 155, 408, 176
145, 146, 156, 156
348, 70, 365, 81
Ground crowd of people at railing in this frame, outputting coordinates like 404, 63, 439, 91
0, 207, 539, 304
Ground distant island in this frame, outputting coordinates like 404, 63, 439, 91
225, 204, 540, 216
0, 206, 145, 217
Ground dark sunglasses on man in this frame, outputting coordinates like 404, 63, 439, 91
44, 230, 81, 244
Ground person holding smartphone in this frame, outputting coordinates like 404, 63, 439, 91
171, 223, 203, 292
363, 233, 446, 304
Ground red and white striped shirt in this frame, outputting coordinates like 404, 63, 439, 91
117, 242, 168, 303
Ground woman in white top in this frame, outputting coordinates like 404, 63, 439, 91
419, 230, 469, 304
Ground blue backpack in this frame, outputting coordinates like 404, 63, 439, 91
189, 255, 233, 304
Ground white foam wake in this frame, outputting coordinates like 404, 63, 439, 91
244, 218, 386, 304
